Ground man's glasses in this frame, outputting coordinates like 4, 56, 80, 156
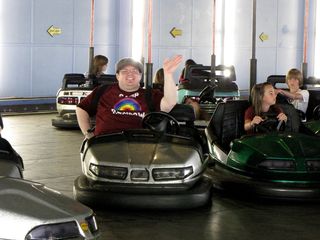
119, 69, 141, 75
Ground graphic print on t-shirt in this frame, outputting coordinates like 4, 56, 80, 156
110, 91, 145, 118
114, 98, 142, 111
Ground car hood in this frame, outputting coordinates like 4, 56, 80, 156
85, 137, 202, 168
0, 177, 93, 239
233, 132, 320, 159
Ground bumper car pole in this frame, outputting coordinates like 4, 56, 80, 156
211, 0, 216, 81
249, 0, 257, 92
88, 0, 95, 75
145, 0, 153, 90
302, 0, 309, 80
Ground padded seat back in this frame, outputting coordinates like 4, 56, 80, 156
96, 74, 117, 85
305, 89, 320, 120
169, 104, 198, 139
207, 100, 249, 150
277, 104, 300, 132
62, 73, 86, 89
267, 75, 286, 86
169, 104, 195, 124
180, 64, 237, 91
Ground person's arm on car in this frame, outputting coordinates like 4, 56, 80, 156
244, 116, 264, 131
277, 89, 304, 100
160, 55, 183, 112
76, 107, 94, 139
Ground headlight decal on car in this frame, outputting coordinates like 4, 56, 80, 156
80, 222, 89, 232
130, 169, 149, 181
258, 160, 295, 171
57, 96, 79, 105
85, 215, 99, 233
152, 166, 193, 181
89, 163, 128, 180
306, 160, 320, 172
26, 221, 80, 240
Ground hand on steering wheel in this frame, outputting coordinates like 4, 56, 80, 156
254, 113, 285, 133
142, 111, 180, 134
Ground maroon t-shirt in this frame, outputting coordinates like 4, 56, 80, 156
78, 84, 163, 135
244, 105, 283, 122
244, 105, 284, 133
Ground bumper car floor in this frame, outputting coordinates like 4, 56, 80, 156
3, 113, 320, 240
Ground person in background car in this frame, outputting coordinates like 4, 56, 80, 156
276, 68, 309, 115
179, 59, 196, 83
84, 55, 109, 87
153, 68, 164, 91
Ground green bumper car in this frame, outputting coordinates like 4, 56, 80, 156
205, 100, 320, 200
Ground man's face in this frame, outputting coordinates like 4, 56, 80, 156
116, 65, 142, 92
287, 77, 300, 91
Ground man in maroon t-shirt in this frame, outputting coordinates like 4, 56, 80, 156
76, 55, 182, 138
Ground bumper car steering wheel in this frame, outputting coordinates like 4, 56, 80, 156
142, 112, 180, 134
254, 113, 285, 133
199, 84, 216, 103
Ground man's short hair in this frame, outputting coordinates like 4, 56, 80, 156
116, 58, 143, 74
286, 68, 303, 86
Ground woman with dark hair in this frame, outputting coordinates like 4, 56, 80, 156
179, 59, 196, 83
85, 55, 109, 87
89, 55, 109, 78
153, 68, 165, 91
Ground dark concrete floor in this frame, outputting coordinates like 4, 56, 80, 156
3, 113, 320, 240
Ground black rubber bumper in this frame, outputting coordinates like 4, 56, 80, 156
209, 164, 320, 201
73, 175, 212, 209
51, 116, 79, 128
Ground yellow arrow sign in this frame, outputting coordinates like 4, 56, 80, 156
170, 27, 182, 38
47, 25, 62, 37
259, 32, 269, 42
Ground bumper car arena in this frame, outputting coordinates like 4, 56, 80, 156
2, 1, 320, 240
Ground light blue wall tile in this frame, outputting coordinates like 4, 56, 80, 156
32, 46, 73, 96
74, 0, 90, 45
160, 0, 192, 47
257, 47, 277, 82
256, 0, 277, 48
33, 0, 74, 44
0, 0, 32, 44
276, 48, 303, 74
0, 46, 31, 97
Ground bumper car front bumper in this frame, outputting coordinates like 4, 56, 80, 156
52, 113, 79, 128
208, 163, 320, 201
73, 175, 212, 209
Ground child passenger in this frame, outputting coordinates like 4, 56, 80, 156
276, 68, 309, 114
244, 82, 287, 133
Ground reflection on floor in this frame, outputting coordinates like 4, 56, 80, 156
3, 113, 320, 240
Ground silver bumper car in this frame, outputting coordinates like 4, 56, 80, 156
0, 137, 100, 239
74, 104, 212, 209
